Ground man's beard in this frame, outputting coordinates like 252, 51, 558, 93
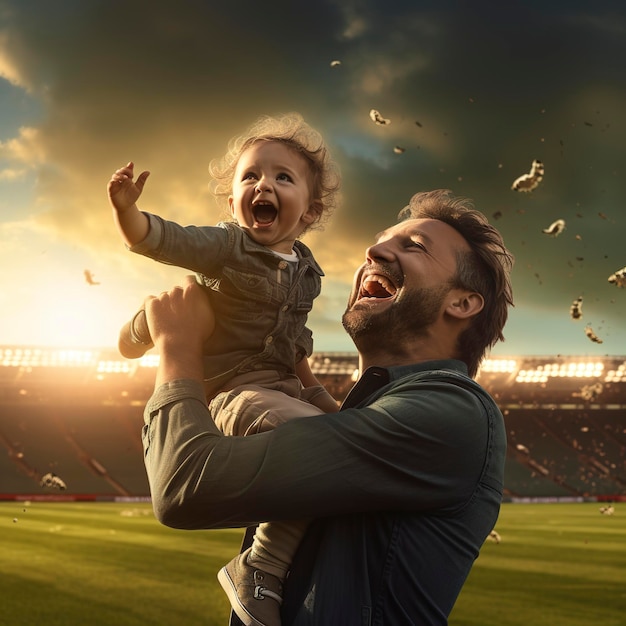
342, 283, 451, 350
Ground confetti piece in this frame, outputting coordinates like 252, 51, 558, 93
84, 270, 100, 285
511, 159, 544, 192
369, 109, 391, 125
330, 60, 341, 67
570, 296, 583, 320
542, 219, 566, 237
393, 146, 405, 154
608, 266, 626, 288
40, 472, 67, 490
584, 324, 603, 344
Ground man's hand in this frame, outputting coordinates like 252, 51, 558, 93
107, 161, 150, 213
145, 276, 215, 386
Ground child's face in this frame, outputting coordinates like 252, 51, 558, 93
229, 141, 320, 254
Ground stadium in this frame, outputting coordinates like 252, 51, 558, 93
1, 347, 624, 503
1, 348, 625, 626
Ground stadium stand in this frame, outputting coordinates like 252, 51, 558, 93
0, 348, 624, 501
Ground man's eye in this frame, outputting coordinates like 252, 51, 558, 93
410, 240, 426, 250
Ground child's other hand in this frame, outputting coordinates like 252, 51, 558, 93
107, 161, 150, 212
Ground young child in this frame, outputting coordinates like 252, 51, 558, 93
107, 113, 341, 626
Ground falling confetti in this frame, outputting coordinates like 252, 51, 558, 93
570, 296, 583, 320
511, 159, 544, 192
40, 472, 67, 490
330, 60, 341, 67
393, 146, 405, 154
415, 120, 423, 128
369, 109, 391, 126
516, 443, 530, 454
608, 266, 626, 288
584, 324, 603, 344
84, 269, 100, 285
599, 505, 614, 515
542, 219, 566, 237
572, 382, 604, 402
487, 530, 501, 543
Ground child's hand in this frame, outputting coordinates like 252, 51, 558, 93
107, 161, 150, 212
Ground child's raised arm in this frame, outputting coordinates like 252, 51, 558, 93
108, 161, 151, 246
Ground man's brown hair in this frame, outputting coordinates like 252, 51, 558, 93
398, 190, 514, 377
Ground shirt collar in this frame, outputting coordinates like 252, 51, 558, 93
341, 359, 468, 409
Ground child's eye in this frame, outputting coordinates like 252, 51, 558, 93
277, 173, 292, 182
242, 172, 258, 181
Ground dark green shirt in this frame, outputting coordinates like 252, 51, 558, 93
143, 359, 506, 625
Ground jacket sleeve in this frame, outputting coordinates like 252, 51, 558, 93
129, 213, 231, 274
143, 377, 491, 530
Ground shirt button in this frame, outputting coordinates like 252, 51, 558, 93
281, 305, 289, 312
278, 261, 288, 270
265, 336, 273, 345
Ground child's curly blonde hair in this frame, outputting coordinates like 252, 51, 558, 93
209, 113, 341, 233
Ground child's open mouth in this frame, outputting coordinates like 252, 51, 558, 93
252, 202, 277, 225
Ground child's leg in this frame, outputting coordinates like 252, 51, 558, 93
248, 519, 309, 579
214, 385, 324, 626
210, 381, 324, 435
218, 520, 310, 626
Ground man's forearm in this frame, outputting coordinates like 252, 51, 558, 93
155, 344, 205, 388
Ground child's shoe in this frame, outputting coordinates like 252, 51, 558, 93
217, 548, 283, 626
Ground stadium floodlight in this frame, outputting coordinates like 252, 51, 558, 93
479, 359, 518, 373
0, 347, 95, 368
96, 360, 132, 374
605, 362, 626, 382
138, 354, 160, 368
515, 360, 605, 383
515, 369, 548, 384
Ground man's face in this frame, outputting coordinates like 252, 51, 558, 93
342, 218, 471, 345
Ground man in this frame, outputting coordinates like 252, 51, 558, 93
142, 190, 514, 625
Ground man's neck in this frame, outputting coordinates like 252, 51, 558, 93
356, 320, 463, 373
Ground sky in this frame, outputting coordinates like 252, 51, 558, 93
0, 0, 625, 358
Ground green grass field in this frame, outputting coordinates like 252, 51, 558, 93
1, 501, 624, 625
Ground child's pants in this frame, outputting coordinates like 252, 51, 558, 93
209, 371, 325, 578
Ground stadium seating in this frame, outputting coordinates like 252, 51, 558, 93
1, 349, 624, 501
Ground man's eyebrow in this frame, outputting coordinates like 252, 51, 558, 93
411, 229, 435, 246
374, 227, 435, 247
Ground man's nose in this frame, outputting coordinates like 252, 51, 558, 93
365, 239, 395, 263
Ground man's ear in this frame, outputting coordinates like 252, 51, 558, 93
446, 291, 484, 320
302, 199, 323, 225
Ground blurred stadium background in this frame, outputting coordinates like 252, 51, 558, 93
1, 347, 625, 503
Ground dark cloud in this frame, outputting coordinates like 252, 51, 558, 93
0, 0, 624, 353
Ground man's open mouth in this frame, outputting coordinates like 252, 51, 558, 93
252, 202, 278, 225
359, 273, 398, 300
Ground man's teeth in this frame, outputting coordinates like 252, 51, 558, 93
361, 275, 396, 298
